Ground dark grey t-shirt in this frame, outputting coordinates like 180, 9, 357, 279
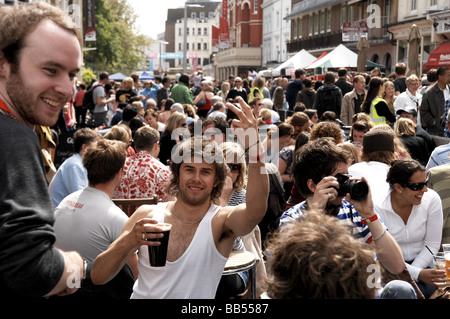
0, 114, 64, 297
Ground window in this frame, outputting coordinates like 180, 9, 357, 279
341, 5, 347, 30
308, 14, 313, 36
384, 0, 391, 24
410, 0, 417, 14
191, 12, 196, 19
293, 19, 297, 39
197, 58, 201, 65
197, 43, 201, 50
198, 28, 201, 35
208, 12, 214, 19
253, 0, 258, 13
320, 11, 325, 33
179, 43, 181, 51
187, 43, 189, 50
314, 12, 319, 35
430, 0, 437, 7
298, 17, 302, 38
203, 43, 207, 50
187, 28, 189, 35
327, 9, 331, 32
199, 12, 205, 19
179, 28, 182, 36
204, 28, 208, 35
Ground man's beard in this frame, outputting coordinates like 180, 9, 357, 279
6, 66, 64, 126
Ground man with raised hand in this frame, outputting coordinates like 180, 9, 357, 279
91, 97, 269, 299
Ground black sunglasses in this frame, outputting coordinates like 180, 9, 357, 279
403, 179, 428, 191
227, 163, 241, 172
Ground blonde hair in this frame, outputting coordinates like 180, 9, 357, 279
201, 80, 213, 92
406, 74, 420, 85
164, 112, 186, 132
395, 118, 416, 137
222, 142, 247, 191
257, 109, 273, 126
104, 125, 130, 144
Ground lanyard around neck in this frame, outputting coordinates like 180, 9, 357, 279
0, 99, 17, 120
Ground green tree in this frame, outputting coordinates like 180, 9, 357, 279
83, 0, 151, 75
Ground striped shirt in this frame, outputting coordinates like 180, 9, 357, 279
279, 199, 384, 244
426, 143, 450, 171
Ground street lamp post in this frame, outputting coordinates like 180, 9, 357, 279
183, 3, 188, 74
183, 2, 204, 74
159, 40, 169, 73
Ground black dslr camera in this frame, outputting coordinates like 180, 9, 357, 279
334, 173, 368, 201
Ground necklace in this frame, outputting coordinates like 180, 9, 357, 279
171, 203, 207, 224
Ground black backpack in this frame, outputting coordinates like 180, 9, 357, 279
82, 84, 101, 111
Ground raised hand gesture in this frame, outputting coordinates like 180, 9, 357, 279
226, 97, 259, 151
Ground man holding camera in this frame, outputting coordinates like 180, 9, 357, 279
278, 138, 417, 298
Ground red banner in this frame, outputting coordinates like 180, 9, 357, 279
84, 0, 96, 41
219, 17, 229, 49
212, 25, 219, 52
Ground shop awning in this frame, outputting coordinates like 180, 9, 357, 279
425, 42, 450, 70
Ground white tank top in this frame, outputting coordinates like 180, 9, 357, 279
131, 202, 228, 299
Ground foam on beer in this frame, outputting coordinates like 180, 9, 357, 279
156, 223, 172, 232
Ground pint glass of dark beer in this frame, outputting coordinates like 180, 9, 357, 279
147, 223, 172, 267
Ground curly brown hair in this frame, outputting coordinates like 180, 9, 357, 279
309, 121, 343, 144
265, 212, 378, 299
168, 137, 227, 201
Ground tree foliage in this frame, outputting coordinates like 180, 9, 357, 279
83, 0, 151, 75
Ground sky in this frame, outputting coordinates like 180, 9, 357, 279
128, 0, 188, 40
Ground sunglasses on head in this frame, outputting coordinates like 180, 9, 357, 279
227, 163, 241, 172
403, 179, 428, 191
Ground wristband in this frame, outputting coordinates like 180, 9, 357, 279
361, 214, 378, 225
373, 227, 387, 241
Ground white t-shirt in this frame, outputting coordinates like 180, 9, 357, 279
54, 187, 128, 263
348, 161, 390, 203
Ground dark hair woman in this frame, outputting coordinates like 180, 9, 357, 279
361, 77, 396, 126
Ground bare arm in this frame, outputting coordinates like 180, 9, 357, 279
223, 97, 269, 237
347, 179, 405, 275
91, 213, 162, 285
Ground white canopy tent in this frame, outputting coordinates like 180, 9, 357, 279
306, 44, 357, 70
272, 49, 316, 76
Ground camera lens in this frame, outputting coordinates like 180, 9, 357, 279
347, 180, 369, 201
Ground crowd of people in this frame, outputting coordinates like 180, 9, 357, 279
2, 2, 450, 302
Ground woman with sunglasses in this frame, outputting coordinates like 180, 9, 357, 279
375, 158, 445, 298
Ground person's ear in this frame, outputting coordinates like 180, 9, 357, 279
307, 179, 316, 193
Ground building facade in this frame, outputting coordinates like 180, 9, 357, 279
261, 0, 292, 70
214, 0, 264, 81
285, 0, 399, 74
387, 0, 449, 75
165, 1, 221, 74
